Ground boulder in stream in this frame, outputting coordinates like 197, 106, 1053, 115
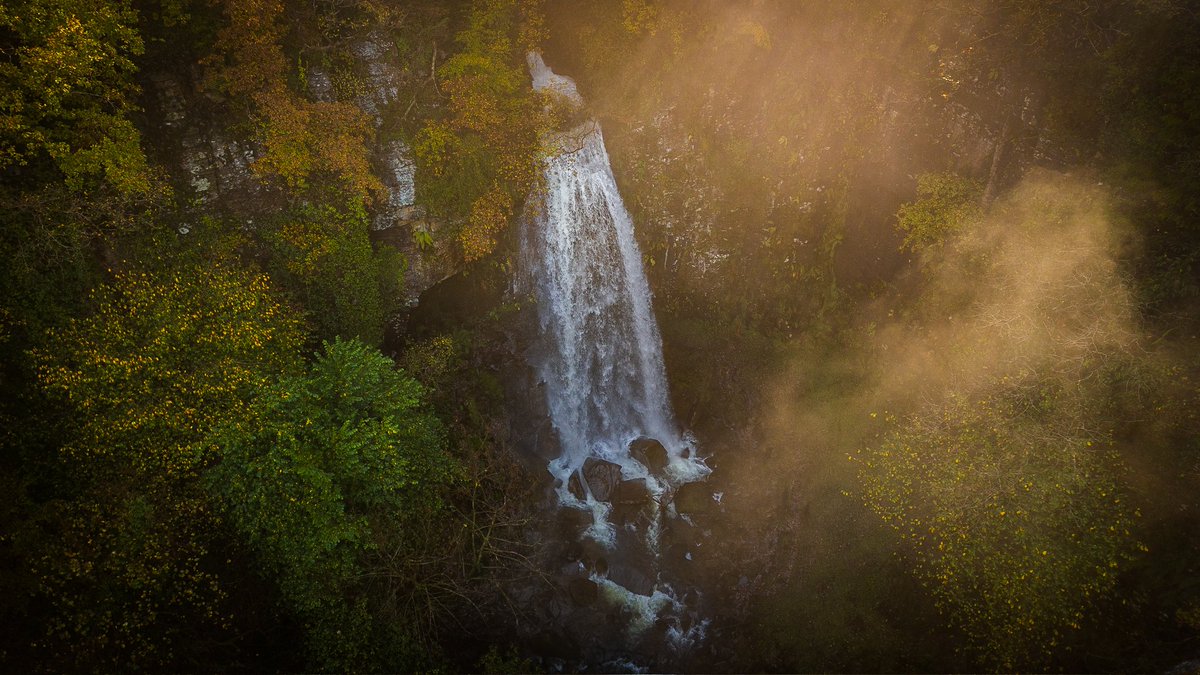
629, 437, 669, 475
610, 478, 654, 526
583, 458, 623, 501
610, 478, 652, 505
557, 504, 593, 538
567, 472, 585, 501
606, 562, 656, 597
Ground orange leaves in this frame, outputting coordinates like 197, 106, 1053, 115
443, 71, 509, 134
207, 0, 382, 203
205, 0, 287, 99
411, 0, 545, 261
307, 101, 381, 200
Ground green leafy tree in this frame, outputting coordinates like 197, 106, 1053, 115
0, 0, 173, 360
208, 338, 459, 670
27, 264, 304, 670
264, 196, 402, 347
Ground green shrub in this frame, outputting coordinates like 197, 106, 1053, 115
896, 173, 983, 252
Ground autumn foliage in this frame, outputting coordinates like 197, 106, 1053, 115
414, 0, 545, 262
0, 0, 153, 195
27, 265, 305, 668
205, 0, 382, 202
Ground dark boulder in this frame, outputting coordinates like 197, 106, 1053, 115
583, 457, 623, 501
629, 437, 669, 475
578, 537, 609, 576
567, 472, 585, 501
610, 478, 654, 526
557, 504, 593, 538
606, 562, 656, 597
610, 478, 652, 505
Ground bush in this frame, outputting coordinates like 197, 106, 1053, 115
264, 196, 400, 347
896, 172, 983, 253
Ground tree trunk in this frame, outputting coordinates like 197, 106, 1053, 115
982, 112, 1013, 208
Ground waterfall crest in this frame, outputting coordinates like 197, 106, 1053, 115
520, 53, 709, 540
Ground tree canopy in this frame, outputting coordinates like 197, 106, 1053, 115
0, 0, 153, 195
210, 338, 458, 670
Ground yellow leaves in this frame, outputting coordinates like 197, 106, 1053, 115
0, 0, 152, 194
461, 184, 513, 262
413, 0, 542, 261
621, 0, 658, 36
35, 264, 304, 477
413, 122, 458, 179
516, 0, 547, 49
207, 0, 381, 203
856, 380, 1142, 667
278, 219, 334, 276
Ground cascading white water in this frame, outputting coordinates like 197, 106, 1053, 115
520, 53, 709, 543
518, 53, 712, 657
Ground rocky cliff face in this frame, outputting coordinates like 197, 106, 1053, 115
539, 4, 1077, 321
141, 30, 457, 309
144, 69, 281, 215
368, 136, 450, 309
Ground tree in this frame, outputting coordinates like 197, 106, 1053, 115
412, 0, 546, 262
858, 175, 1148, 669
264, 195, 402, 347
205, 0, 383, 202
857, 382, 1140, 669
208, 338, 459, 670
0, 0, 154, 195
0, 0, 174, 355
27, 264, 304, 669
896, 172, 983, 253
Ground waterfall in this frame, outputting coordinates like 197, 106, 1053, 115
520, 53, 709, 543
517, 53, 712, 659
